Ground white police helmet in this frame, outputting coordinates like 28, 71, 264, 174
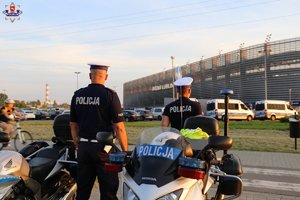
151, 131, 180, 145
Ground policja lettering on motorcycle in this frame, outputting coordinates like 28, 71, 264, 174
136, 144, 181, 160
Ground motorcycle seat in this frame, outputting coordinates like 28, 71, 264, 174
183, 115, 220, 136
28, 147, 61, 182
183, 116, 219, 150
19, 141, 49, 158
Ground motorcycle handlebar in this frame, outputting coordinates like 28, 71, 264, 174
123, 150, 133, 155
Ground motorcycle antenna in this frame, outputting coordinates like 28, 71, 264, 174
220, 88, 233, 155
180, 86, 183, 129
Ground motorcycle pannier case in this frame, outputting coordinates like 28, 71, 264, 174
217, 154, 243, 196
53, 113, 72, 141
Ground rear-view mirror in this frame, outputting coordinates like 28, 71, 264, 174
217, 176, 242, 196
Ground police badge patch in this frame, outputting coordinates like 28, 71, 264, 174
3, 3, 23, 23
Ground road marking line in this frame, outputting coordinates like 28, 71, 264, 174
243, 167, 300, 177
243, 179, 300, 192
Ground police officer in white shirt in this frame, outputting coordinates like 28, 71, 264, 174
70, 64, 128, 200
161, 77, 203, 130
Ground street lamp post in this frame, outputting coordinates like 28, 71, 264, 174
171, 56, 175, 100
239, 43, 245, 99
264, 34, 272, 100
75, 72, 81, 90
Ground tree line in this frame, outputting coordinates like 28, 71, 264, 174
0, 93, 69, 109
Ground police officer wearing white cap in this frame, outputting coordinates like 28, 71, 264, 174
161, 77, 203, 130
70, 64, 128, 200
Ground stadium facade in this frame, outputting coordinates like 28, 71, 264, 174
123, 37, 300, 109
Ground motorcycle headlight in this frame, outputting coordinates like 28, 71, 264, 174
156, 189, 183, 200
123, 183, 139, 200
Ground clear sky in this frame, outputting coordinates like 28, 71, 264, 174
1, 0, 299, 104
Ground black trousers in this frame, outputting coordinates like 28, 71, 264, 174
76, 142, 119, 200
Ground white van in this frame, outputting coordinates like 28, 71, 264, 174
206, 99, 254, 121
254, 100, 296, 120
150, 107, 164, 120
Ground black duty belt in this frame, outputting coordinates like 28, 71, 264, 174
79, 137, 98, 143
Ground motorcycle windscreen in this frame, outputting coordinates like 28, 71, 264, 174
130, 144, 182, 187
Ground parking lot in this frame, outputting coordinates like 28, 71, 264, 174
17, 108, 69, 120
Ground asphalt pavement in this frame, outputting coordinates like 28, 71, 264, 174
89, 149, 300, 200
221, 150, 300, 200
4, 143, 300, 199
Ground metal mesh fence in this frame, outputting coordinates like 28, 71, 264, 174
124, 37, 300, 108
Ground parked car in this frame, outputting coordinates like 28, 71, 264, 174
136, 110, 154, 121
48, 109, 63, 119
150, 107, 164, 120
21, 109, 36, 120
35, 110, 51, 120
62, 110, 70, 114
122, 110, 141, 122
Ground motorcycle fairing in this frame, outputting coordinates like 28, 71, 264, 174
128, 145, 182, 187
0, 150, 30, 177
0, 175, 21, 199
122, 171, 206, 200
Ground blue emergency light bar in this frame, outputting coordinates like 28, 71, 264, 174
109, 152, 127, 163
179, 157, 205, 169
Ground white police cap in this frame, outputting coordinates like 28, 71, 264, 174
88, 64, 110, 71
174, 77, 193, 87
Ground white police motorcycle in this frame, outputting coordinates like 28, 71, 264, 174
0, 114, 77, 200
98, 124, 242, 200
98, 89, 243, 200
